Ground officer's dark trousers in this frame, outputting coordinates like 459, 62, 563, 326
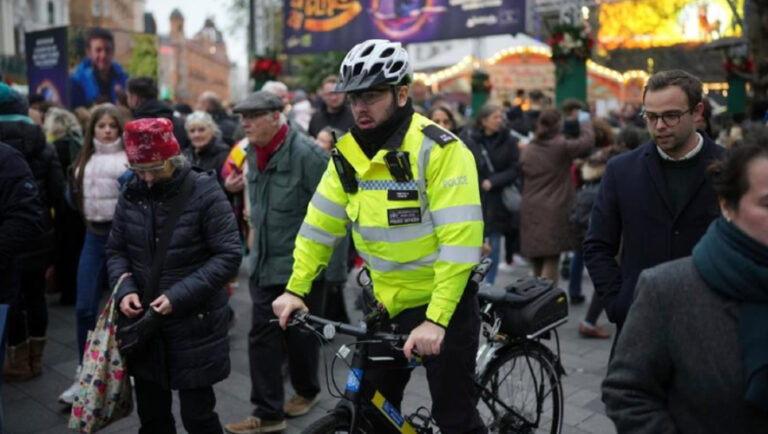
366, 289, 487, 434
248, 281, 323, 420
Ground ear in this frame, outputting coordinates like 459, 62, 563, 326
692, 101, 705, 117
397, 86, 409, 107
718, 197, 733, 221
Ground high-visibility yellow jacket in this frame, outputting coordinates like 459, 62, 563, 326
286, 113, 483, 327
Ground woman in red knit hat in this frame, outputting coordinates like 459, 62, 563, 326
106, 117, 242, 434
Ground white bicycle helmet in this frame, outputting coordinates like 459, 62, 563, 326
335, 39, 413, 93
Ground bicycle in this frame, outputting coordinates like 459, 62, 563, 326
290, 257, 567, 434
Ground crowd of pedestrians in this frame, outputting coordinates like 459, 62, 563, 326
2, 35, 768, 434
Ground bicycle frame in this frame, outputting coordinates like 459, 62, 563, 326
339, 339, 421, 434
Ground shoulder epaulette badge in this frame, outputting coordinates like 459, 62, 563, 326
422, 124, 457, 147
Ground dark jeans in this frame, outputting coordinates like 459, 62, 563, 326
569, 249, 606, 325
366, 289, 486, 434
76, 230, 109, 362
134, 378, 223, 434
7, 270, 48, 346
568, 249, 584, 298
485, 233, 502, 285
248, 281, 323, 420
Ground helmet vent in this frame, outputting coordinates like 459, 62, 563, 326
381, 47, 395, 58
360, 44, 375, 58
369, 63, 383, 76
390, 61, 404, 73
353, 62, 364, 76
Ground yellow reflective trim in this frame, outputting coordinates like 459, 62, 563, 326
371, 391, 418, 434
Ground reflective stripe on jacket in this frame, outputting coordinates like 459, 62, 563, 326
287, 113, 483, 326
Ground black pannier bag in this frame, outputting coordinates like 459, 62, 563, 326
494, 277, 568, 337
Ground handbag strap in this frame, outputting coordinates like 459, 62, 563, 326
143, 172, 195, 303
479, 144, 496, 174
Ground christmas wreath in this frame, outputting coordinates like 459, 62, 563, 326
548, 23, 594, 60
250, 52, 283, 90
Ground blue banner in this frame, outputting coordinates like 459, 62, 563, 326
285, 0, 526, 54
25, 26, 70, 107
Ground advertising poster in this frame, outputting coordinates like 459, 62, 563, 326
285, 0, 527, 54
598, 0, 743, 50
25, 27, 70, 106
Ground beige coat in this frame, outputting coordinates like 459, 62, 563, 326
519, 122, 594, 258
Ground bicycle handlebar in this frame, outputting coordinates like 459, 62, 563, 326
290, 311, 409, 345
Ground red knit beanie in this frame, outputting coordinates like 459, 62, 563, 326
123, 118, 181, 165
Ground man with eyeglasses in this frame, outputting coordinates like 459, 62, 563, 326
584, 69, 726, 343
271, 39, 486, 433
225, 91, 348, 434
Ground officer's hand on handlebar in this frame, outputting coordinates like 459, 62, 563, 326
403, 321, 445, 359
272, 292, 308, 330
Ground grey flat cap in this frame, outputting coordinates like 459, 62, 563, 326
233, 90, 284, 113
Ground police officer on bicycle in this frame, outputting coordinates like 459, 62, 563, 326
273, 39, 486, 433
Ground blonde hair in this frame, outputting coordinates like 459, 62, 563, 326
44, 107, 82, 140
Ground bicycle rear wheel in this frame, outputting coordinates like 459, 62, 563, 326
477, 342, 563, 434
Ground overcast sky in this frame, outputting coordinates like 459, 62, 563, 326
146, 0, 248, 69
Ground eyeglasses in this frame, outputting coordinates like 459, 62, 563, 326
642, 108, 694, 127
126, 162, 167, 174
347, 87, 392, 106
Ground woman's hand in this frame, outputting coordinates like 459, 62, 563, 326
482, 238, 492, 256
224, 171, 245, 193
120, 293, 144, 318
150, 295, 173, 315
481, 179, 492, 192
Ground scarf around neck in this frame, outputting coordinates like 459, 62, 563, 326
351, 97, 414, 159
693, 217, 768, 412
254, 124, 288, 172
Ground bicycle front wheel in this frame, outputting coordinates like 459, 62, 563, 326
302, 411, 380, 434
477, 342, 563, 434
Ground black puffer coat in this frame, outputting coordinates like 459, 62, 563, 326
461, 126, 520, 234
0, 121, 65, 271
0, 141, 43, 302
106, 165, 241, 390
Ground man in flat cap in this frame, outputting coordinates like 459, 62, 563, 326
226, 91, 343, 434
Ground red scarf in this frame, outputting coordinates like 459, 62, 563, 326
254, 124, 289, 172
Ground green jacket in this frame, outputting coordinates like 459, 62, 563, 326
246, 126, 349, 287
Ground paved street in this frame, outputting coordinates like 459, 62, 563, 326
3, 258, 617, 434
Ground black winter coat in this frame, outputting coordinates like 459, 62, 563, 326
569, 182, 599, 245
307, 102, 355, 138
106, 166, 241, 390
182, 137, 229, 181
461, 127, 520, 234
133, 99, 190, 149
0, 142, 43, 302
0, 121, 65, 270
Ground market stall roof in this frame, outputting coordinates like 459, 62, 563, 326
407, 33, 549, 72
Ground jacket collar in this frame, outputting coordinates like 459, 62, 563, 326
337, 113, 420, 176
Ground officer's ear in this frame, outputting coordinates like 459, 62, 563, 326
396, 85, 409, 108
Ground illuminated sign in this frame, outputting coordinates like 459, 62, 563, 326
598, 0, 743, 50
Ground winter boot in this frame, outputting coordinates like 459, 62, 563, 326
28, 337, 46, 377
3, 340, 33, 381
